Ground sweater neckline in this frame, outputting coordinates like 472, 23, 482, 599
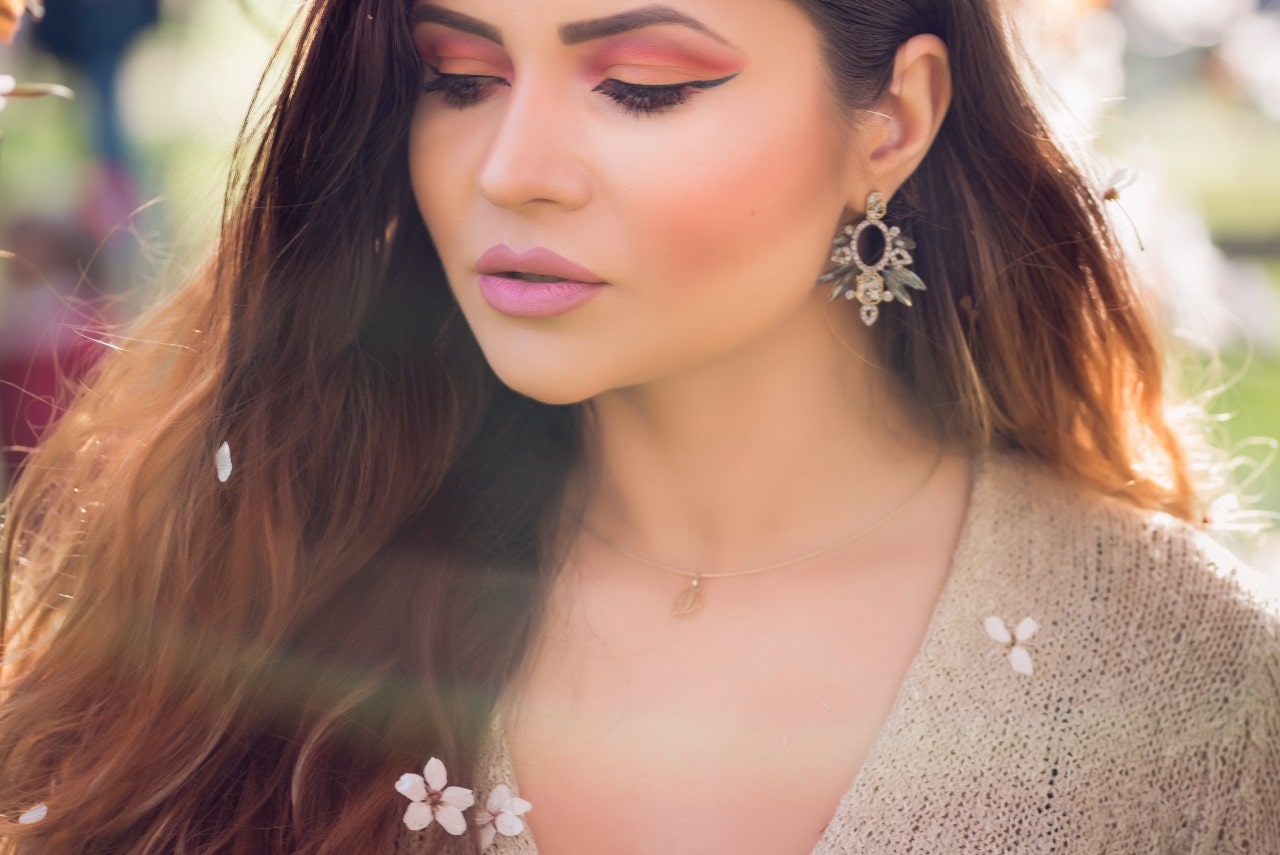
486, 454, 998, 854
807, 453, 993, 848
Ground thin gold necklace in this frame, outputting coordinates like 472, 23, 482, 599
587, 452, 944, 619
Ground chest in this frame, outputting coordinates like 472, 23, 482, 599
502, 554, 950, 855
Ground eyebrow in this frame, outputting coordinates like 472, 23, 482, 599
408, 4, 734, 48
410, 5, 504, 44
561, 5, 732, 46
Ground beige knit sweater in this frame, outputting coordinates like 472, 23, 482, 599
397, 454, 1280, 854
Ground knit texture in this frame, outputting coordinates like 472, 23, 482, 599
396, 454, 1280, 853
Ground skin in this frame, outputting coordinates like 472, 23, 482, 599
0, 0, 22, 43
411, 0, 860, 407
409, 2, 963, 852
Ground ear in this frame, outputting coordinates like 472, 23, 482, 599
851, 34, 952, 203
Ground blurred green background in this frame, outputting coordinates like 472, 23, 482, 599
0, 0, 1277, 566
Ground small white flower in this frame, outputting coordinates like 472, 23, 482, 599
18, 802, 47, 825
1101, 167, 1138, 201
984, 615, 1040, 676
475, 784, 533, 850
396, 757, 475, 835
215, 441, 233, 483
0, 74, 14, 112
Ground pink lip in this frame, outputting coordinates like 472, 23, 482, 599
476, 245, 606, 283
474, 245, 607, 319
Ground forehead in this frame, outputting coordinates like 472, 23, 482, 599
409, 2, 740, 46
405, 0, 822, 51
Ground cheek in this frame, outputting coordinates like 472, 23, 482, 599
409, 116, 449, 238
408, 103, 482, 257
609, 103, 847, 298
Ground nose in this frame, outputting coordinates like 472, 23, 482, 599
477, 76, 593, 212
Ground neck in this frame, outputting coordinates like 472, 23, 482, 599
572, 297, 943, 573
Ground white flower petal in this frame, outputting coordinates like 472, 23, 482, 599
215, 441, 233, 483
441, 785, 475, 811
435, 804, 468, 836
1104, 167, 1137, 193
0, 96, 8, 113
1009, 645, 1034, 676
478, 823, 498, 851
18, 803, 47, 825
423, 757, 449, 792
487, 784, 512, 811
395, 773, 428, 803
983, 616, 1012, 644
0, 75, 14, 94
507, 797, 532, 816
495, 812, 526, 836
403, 800, 434, 831
1014, 617, 1040, 642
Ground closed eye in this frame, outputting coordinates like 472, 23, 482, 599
420, 66, 737, 117
421, 67, 507, 109
593, 75, 736, 117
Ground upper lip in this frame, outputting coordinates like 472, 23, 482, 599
476, 245, 606, 284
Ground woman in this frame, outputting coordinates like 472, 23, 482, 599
2, 0, 1277, 852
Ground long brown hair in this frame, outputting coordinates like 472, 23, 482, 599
1, 0, 1202, 850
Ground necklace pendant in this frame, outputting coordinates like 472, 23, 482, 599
672, 577, 703, 619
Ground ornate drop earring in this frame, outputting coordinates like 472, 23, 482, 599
818, 192, 926, 327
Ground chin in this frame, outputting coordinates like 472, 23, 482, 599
484, 358, 603, 407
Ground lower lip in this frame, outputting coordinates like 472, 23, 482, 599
477, 274, 605, 319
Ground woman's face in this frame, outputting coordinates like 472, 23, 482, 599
409, 0, 874, 404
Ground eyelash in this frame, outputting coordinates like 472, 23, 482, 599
420, 65, 734, 117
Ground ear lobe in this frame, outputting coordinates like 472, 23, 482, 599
864, 34, 952, 195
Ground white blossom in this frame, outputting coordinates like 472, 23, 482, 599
395, 757, 475, 835
985, 615, 1040, 676
215, 441, 233, 483
1102, 167, 1138, 201
17, 803, 47, 825
475, 784, 532, 850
